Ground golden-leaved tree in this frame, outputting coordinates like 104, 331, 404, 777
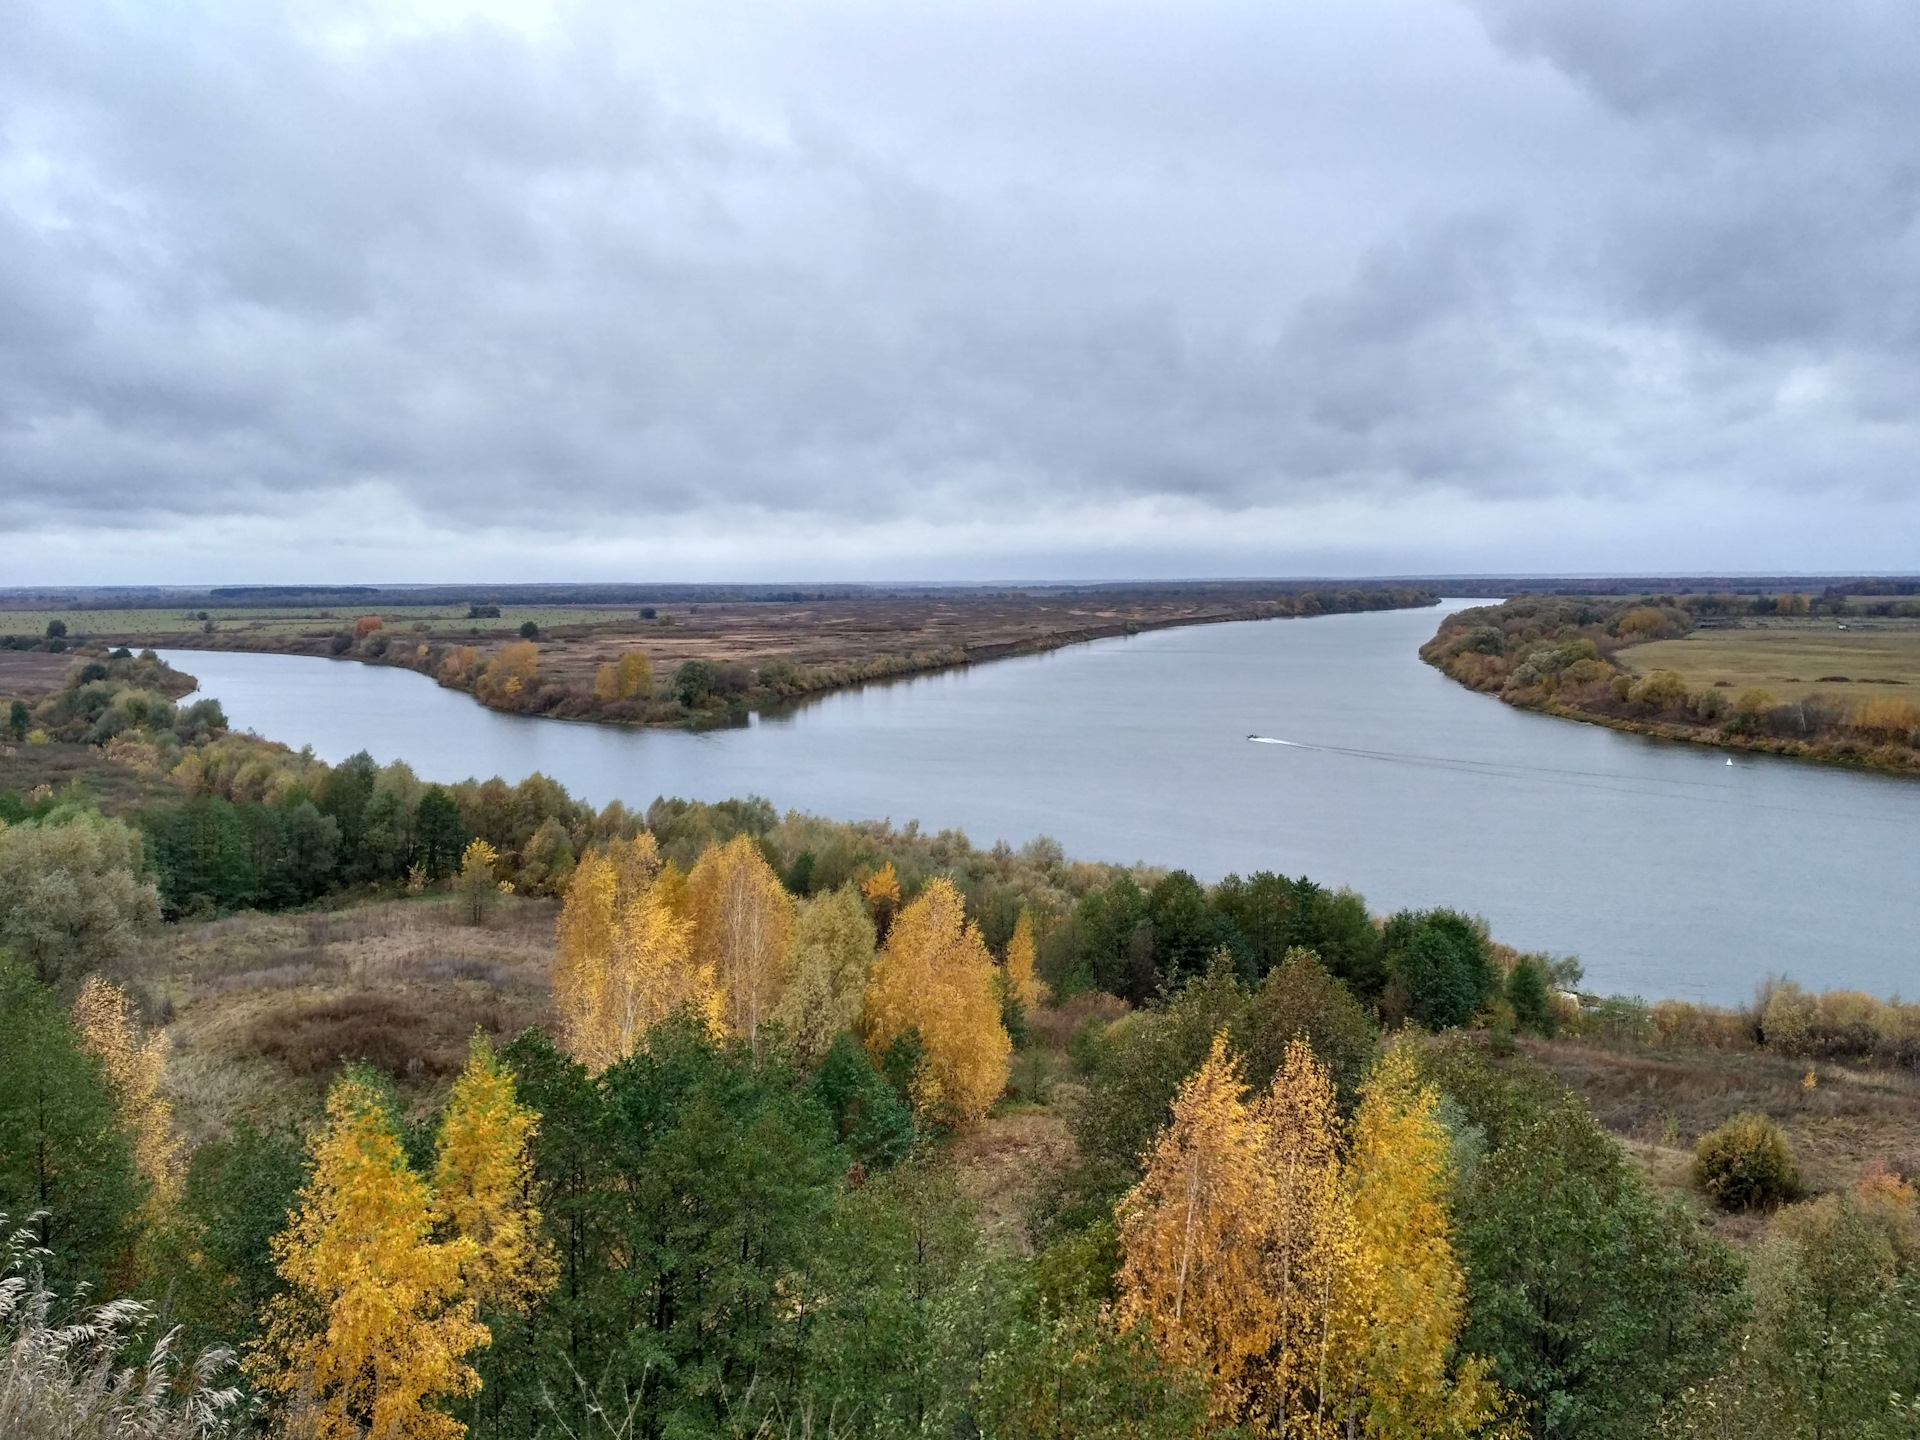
686, 835, 794, 1049
768, 882, 876, 1064
1005, 909, 1049, 1013
1118, 1034, 1509, 1439
478, 641, 539, 703
861, 861, 901, 942
254, 1072, 487, 1440
595, 650, 654, 702
1116, 1034, 1280, 1429
433, 1035, 555, 1315
1342, 1046, 1505, 1440
861, 877, 1010, 1125
554, 837, 718, 1071
71, 975, 183, 1210
1255, 1039, 1364, 1434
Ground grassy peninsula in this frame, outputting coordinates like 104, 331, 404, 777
1, 581, 1436, 731
1423, 588, 1920, 772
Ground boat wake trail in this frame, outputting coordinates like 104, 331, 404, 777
1243, 732, 1904, 826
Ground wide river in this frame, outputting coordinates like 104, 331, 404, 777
162, 603, 1917, 1004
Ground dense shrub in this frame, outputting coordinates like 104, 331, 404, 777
1694, 1112, 1800, 1211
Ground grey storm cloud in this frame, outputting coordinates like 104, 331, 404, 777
1, 0, 1917, 580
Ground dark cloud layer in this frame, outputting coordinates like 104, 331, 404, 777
2, 0, 1916, 580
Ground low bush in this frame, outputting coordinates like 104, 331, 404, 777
1694, 1112, 1800, 1211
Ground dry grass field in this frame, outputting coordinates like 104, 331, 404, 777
123, 895, 559, 1143
1623, 619, 1920, 703
0, 739, 182, 813
1526, 1034, 1920, 1241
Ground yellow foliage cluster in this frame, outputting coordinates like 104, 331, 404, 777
1118, 1037, 1506, 1438
861, 861, 901, 937
593, 650, 654, 702
256, 1076, 486, 1439
71, 976, 183, 1209
688, 835, 795, 1048
861, 877, 1011, 1126
554, 839, 1016, 1122
433, 1036, 556, 1314
554, 835, 719, 1071
254, 1043, 550, 1439
353, 614, 385, 638
438, 645, 479, 686
769, 883, 876, 1065
477, 641, 539, 703
1004, 910, 1049, 1013
1854, 697, 1920, 742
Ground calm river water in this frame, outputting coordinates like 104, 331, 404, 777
161, 604, 1918, 1004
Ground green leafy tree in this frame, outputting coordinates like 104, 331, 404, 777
1420, 1042, 1746, 1439
1238, 947, 1376, 1105
413, 786, 468, 880
1210, 870, 1299, 978
140, 798, 257, 916
973, 1306, 1209, 1440
1660, 1188, 1920, 1440
0, 963, 145, 1292
0, 810, 160, 982
1293, 882, 1387, 1002
491, 1018, 846, 1438
1076, 876, 1154, 1003
672, 659, 716, 707
1507, 956, 1557, 1037
1050, 964, 1249, 1232
1144, 871, 1232, 983
1385, 909, 1498, 1029
811, 1032, 916, 1171
180, 1121, 307, 1341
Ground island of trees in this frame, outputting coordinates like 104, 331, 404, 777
3, 650, 1920, 1437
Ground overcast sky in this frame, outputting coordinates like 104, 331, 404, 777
3, 0, 1917, 583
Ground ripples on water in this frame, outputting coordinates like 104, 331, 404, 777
163, 603, 1920, 1004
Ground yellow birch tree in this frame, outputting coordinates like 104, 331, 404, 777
615, 650, 652, 699
861, 861, 901, 941
860, 877, 1010, 1125
686, 835, 795, 1048
1342, 1046, 1506, 1440
71, 975, 183, 1210
1255, 1039, 1364, 1436
1117, 1034, 1279, 1430
433, 1035, 555, 1315
1004, 909, 1049, 1012
592, 652, 651, 702
768, 882, 876, 1065
255, 1072, 486, 1440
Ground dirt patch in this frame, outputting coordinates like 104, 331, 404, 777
947, 1106, 1077, 1255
